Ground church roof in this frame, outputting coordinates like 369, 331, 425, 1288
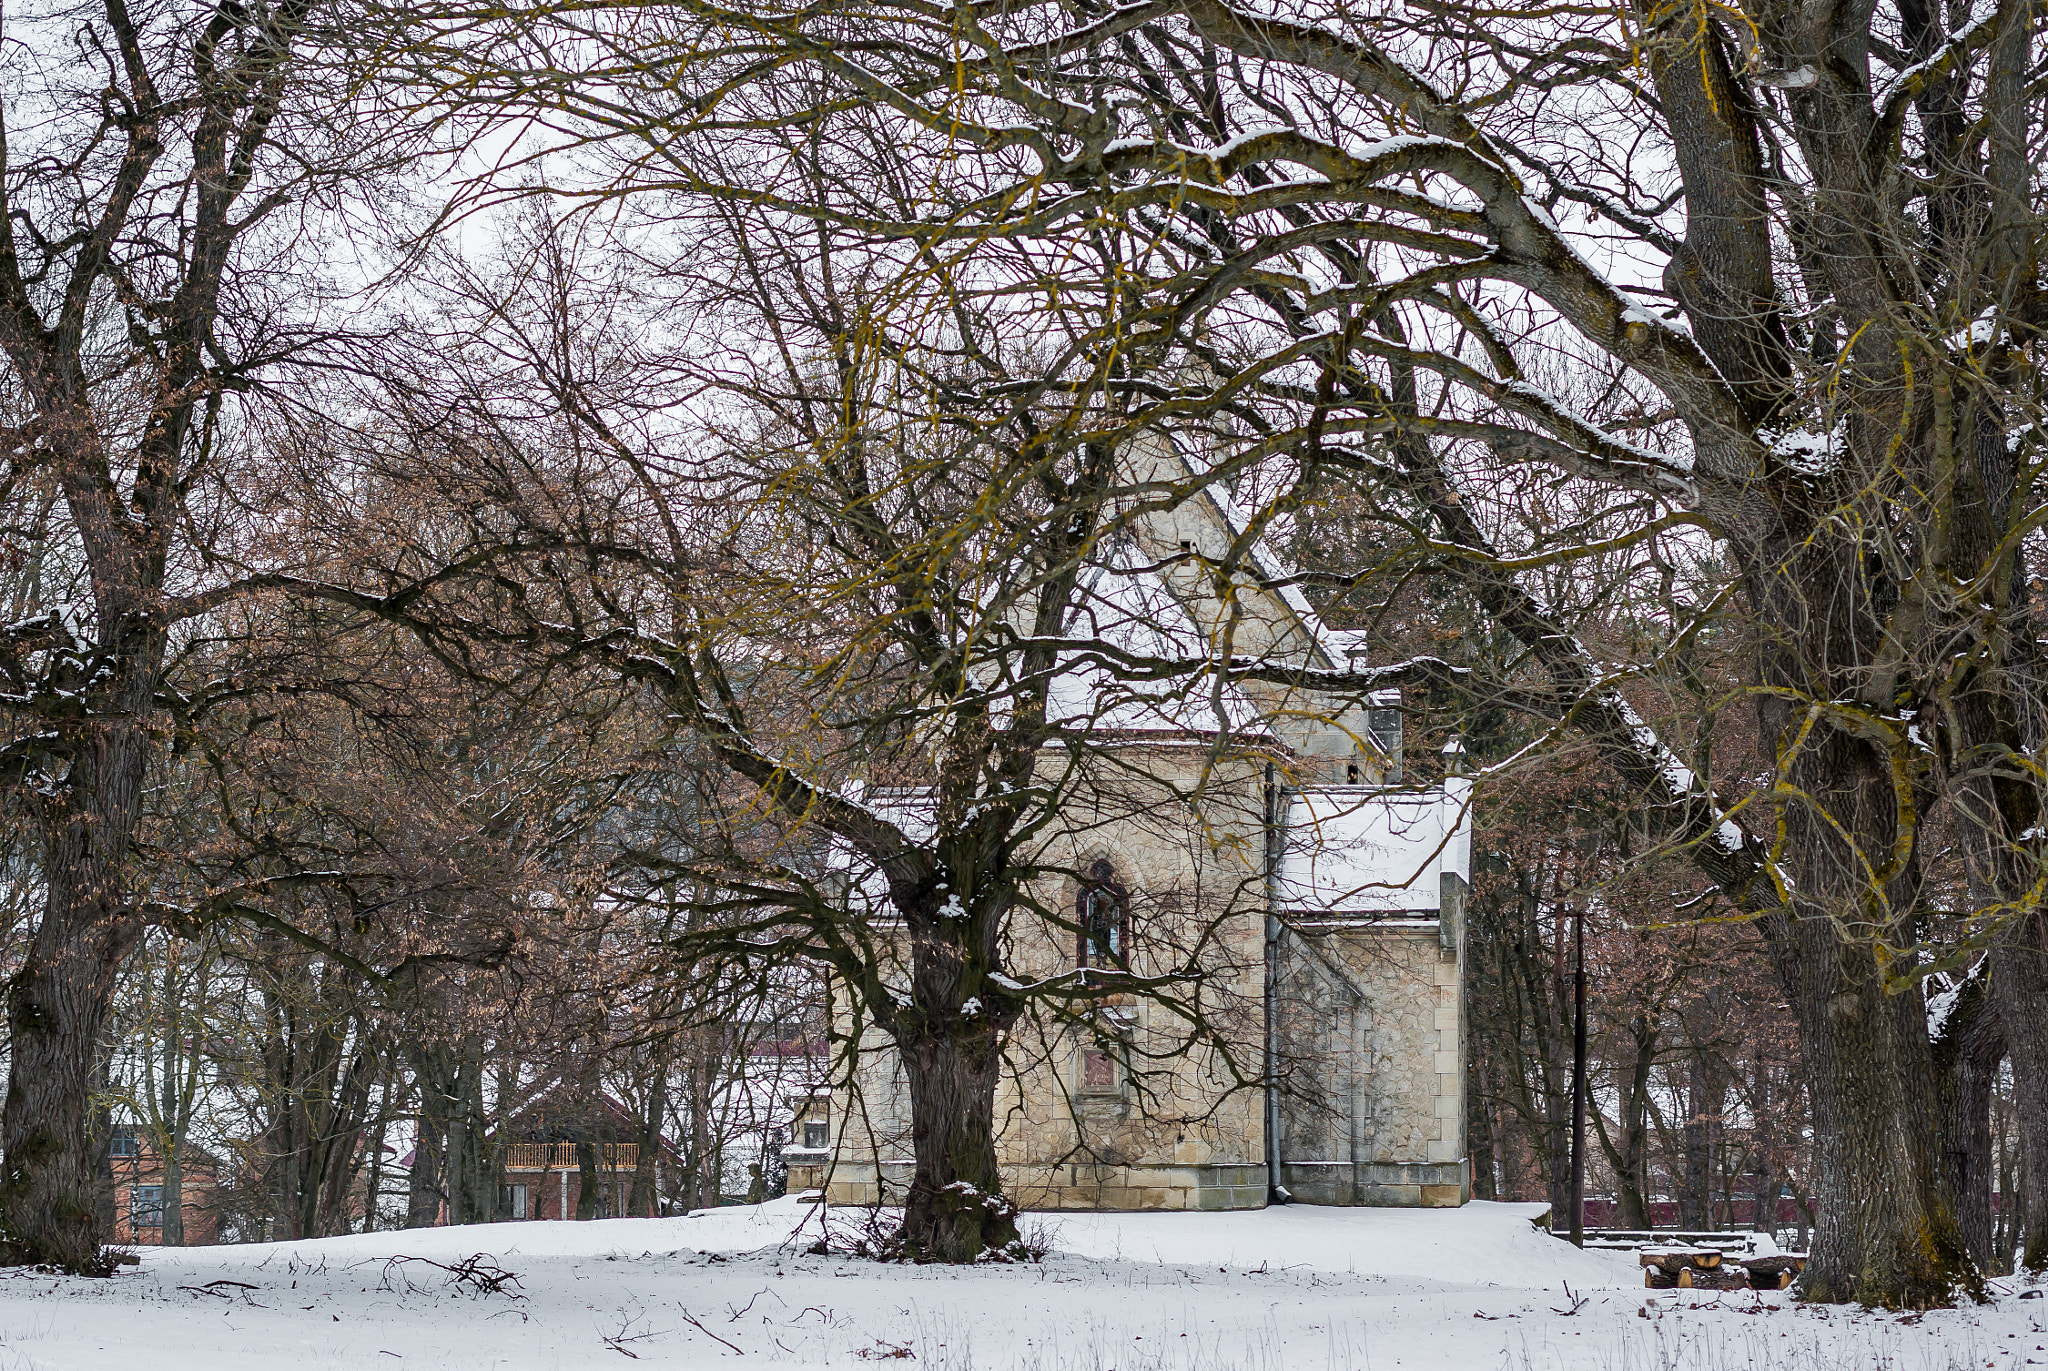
1277, 779, 1473, 918
1043, 539, 1264, 738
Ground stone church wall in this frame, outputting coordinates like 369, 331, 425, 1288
808, 748, 1277, 1211
1274, 913, 1468, 1207
793, 746, 1470, 1213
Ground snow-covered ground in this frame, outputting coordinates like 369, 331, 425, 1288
0, 1199, 2041, 1369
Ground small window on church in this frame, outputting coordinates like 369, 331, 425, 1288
1081, 1049, 1117, 1091
1076, 860, 1131, 970
1345, 760, 1361, 785
804, 1121, 829, 1150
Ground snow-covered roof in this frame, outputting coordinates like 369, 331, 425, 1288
1044, 544, 1262, 737
826, 779, 1472, 924
1276, 779, 1472, 917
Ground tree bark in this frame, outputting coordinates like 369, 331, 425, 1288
91, 1061, 116, 1244
1759, 716, 1971, 1303
364, 1095, 391, 1234
407, 1085, 446, 1229
1, 787, 151, 1270
1593, 1013, 1656, 1231
1957, 992, 2006, 1270
159, 952, 187, 1248
629, 1061, 668, 1218
1992, 922, 2048, 1271
1681, 1044, 1724, 1230
575, 1135, 600, 1220
161, 1150, 185, 1250
894, 1018, 1019, 1262
1467, 1053, 1499, 1202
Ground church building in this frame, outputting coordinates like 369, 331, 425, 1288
784, 445, 1472, 1212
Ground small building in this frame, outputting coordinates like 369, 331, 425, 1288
787, 440, 1472, 1213
492, 1090, 674, 1220
109, 1125, 222, 1245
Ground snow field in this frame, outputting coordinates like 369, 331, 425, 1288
0, 1199, 2037, 1370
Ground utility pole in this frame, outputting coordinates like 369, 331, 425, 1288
1569, 903, 1587, 1248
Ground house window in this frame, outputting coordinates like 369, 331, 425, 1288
501, 1184, 529, 1220
1081, 1049, 1117, 1091
110, 1126, 139, 1158
130, 1185, 165, 1229
803, 1121, 829, 1150
1076, 860, 1130, 970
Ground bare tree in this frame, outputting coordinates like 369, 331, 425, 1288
383, 0, 2048, 1304
0, 0, 425, 1265
263, 157, 1352, 1259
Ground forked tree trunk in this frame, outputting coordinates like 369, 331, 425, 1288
1596, 1014, 1656, 1231
1792, 945, 1969, 1304
1737, 523, 1979, 1304
894, 1019, 1018, 1262
1, 757, 152, 1271
1993, 928, 2048, 1271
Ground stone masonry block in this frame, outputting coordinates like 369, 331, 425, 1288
1358, 1184, 1423, 1206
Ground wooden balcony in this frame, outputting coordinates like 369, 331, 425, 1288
500, 1142, 639, 1172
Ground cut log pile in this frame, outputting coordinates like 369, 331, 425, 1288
1640, 1248, 1806, 1290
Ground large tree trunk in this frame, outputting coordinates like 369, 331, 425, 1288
1993, 923, 2048, 1271
893, 1019, 1018, 1263
0, 760, 151, 1270
1791, 942, 1967, 1304
1766, 718, 1971, 1301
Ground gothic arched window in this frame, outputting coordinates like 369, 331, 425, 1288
1076, 859, 1131, 970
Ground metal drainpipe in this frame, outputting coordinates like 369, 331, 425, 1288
1262, 761, 1291, 1204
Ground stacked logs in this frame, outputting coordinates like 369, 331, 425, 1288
1640, 1249, 1806, 1290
